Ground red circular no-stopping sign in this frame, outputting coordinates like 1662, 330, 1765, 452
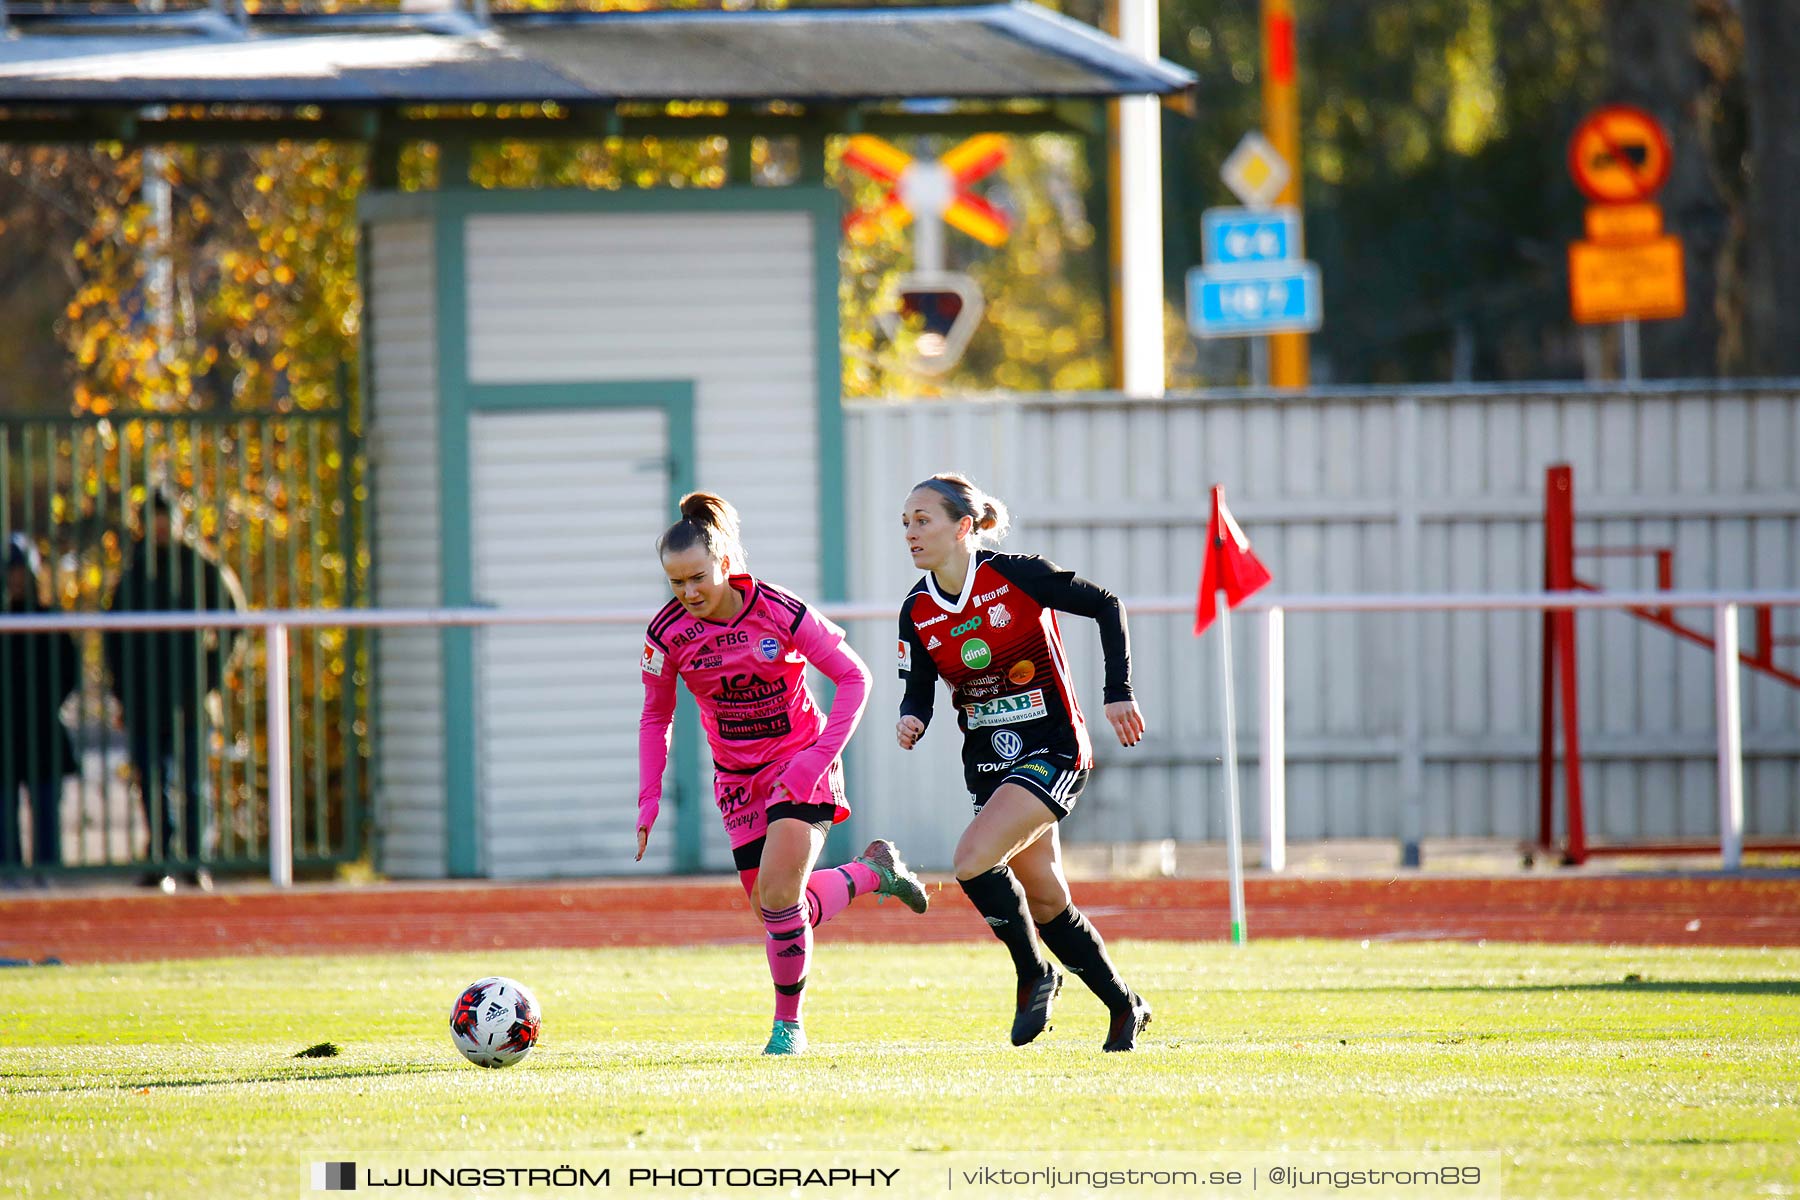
1568, 105, 1673, 203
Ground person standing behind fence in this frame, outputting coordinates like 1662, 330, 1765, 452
895, 472, 1153, 1051
2, 534, 79, 886
102, 492, 241, 893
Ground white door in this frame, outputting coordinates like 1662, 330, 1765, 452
470, 407, 673, 877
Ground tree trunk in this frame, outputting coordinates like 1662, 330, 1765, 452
1740, 0, 1800, 375
1601, 0, 1730, 379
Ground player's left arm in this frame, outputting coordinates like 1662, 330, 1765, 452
773, 609, 871, 803
1006, 556, 1144, 747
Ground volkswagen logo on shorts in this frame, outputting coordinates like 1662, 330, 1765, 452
992, 730, 1024, 761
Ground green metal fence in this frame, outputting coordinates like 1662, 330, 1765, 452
0, 409, 365, 882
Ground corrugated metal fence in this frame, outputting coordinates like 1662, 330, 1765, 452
840, 384, 1800, 868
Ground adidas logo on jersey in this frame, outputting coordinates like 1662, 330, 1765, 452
777, 944, 807, 958
927, 636, 941, 649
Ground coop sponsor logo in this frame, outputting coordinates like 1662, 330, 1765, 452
963, 689, 1047, 728
950, 616, 982, 637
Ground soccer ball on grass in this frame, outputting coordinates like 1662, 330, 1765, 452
449, 976, 541, 1068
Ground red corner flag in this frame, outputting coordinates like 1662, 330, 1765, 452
1194, 485, 1272, 635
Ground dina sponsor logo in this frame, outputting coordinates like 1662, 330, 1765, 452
960, 638, 992, 670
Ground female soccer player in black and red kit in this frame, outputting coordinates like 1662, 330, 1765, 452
895, 473, 1152, 1051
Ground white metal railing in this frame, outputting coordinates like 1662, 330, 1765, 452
7, 587, 1799, 883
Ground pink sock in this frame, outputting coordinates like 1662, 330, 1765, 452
761, 901, 811, 1023
806, 863, 880, 927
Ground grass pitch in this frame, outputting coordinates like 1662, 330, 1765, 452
2, 940, 1797, 1198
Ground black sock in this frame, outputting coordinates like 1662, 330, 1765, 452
958, 867, 1049, 981
1036, 905, 1130, 1011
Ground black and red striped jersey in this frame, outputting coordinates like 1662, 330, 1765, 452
898, 551, 1132, 775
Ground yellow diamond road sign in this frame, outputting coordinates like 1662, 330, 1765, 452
1222, 132, 1290, 210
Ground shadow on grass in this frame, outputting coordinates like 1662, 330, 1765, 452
123, 1064, 459, 1089
1271, 980, 1800, 996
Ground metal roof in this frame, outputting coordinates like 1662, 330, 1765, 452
0, 4, 1196, 107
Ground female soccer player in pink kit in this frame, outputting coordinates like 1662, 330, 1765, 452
638, 492, 928, 1055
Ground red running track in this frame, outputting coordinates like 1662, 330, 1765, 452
3, 876, 1798, 964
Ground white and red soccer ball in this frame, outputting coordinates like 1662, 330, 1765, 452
449, 977, 541, 1068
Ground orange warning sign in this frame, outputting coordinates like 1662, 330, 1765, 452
1585, 202, 1663, 244
1568, 106, 1673, 203
1568, 236, 1685, 324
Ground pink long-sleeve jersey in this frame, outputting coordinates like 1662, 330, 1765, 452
637, 575, 869, 833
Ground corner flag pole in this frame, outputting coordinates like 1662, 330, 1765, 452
1216, 589, 1249, 945
1196, 483, 1269, 947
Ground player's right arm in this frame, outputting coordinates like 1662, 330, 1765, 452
636, 636, 678, 860
896, 606, 937, 750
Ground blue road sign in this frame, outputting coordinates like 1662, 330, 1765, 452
1202, 206, 1301, 268
1186, 263, 1323, 338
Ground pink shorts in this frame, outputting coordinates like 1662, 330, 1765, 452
713, 756, 849, 850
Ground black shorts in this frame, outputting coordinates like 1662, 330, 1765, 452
731, 801, 837, 872
969, 750, 1089, 821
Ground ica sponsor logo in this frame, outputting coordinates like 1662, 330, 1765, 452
987, 602, 1012, 629
950, 616, 983, 638
1008, 659, 1036, 685
963, 688, 1048, 728
960, 638, 992, 670
757, 637, 781, 662
991, 730, 1024, 761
